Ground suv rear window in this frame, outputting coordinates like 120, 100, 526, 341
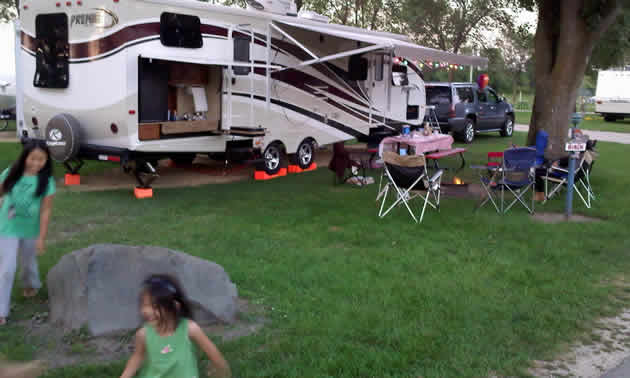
34, 13, 69, 88
426, 86, 451, 105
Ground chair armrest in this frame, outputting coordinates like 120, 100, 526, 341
548, 165, 568, 174
429, 169, 444, 183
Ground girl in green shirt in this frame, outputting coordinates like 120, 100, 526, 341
120, 274, 231, 378
0, 140, 55, 326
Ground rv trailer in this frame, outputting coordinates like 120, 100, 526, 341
0, 21, 16, 130
595, 69, 630, 122
17, 0, 487, 185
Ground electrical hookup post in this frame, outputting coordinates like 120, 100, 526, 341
565, 113, 586, 219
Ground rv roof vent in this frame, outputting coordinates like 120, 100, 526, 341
298, 10, 330, 23
246, 0, 297, 16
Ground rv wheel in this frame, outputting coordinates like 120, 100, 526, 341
45, 114, 82, 163
297, 139, 316, 169
263, 143, 283, 175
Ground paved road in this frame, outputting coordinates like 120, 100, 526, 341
515, 124, 630, 145
601, 357, 630, 378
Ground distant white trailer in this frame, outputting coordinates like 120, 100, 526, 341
595, 69, 630, 122
0, 22, 16, 113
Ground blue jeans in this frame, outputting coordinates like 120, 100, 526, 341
0, 237, 41, 318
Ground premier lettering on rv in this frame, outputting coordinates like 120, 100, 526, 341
70, 9, 118, 29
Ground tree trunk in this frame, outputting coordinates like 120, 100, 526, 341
526, 0, 621, 159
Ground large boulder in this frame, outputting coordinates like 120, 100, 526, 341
47, 244, 238, 336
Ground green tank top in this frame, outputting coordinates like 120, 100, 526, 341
138, 318, 199, 378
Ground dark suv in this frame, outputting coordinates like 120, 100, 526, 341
425, 82, 515, 143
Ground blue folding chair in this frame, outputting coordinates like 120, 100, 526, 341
533, 130, 548, 166
501, 147, 537, 213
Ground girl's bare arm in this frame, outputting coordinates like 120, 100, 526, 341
120, 328, 146, 378
37, 194, 54, 254
188, 320, 231, 378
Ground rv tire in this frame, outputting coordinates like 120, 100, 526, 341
263, 143, 283, 175
297, 139, 316, 169
45, 113, 82, 163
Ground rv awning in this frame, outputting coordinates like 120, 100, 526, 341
272, 20, 488, 68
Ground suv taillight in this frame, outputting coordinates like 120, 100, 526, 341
448, 104, 456, 118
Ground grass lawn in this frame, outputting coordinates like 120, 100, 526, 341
1, 133, 629, 377
515, 111, 630, 133
1, 119, 16, 131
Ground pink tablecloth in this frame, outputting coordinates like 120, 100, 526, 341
379, 132, 454, 156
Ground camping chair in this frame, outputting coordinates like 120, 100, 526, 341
532, 130, 549, 166
501, 147, 537, 213
478, 147, 536, 214
378, 151, 444, 223
543, 148, 597, 208
476, 151, 505, 213
487, 151, 503, 169
328, 142, 363, 185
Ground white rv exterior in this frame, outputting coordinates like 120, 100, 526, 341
595, 69, 630, 122
17, 0, 486, 177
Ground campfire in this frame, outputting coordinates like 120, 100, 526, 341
452, 176, 465, 185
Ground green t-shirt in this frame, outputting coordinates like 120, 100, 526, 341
139, 319, 199, 378
0, 168, 56, 239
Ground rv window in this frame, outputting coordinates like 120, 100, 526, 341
33, 13, 69, 89
374, 55, 384, 81
160, 13, 203, 48
406, 105, 419, 120
233, 36, 251, 75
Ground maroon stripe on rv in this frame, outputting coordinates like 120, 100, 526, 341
271, 37, 370, 104
22, 23, 229, 60
70, 23, 161, 59
200, 24, 228, 37
253, 67, 370, 123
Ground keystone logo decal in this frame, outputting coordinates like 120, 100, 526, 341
71, 8, 119, 29
46, 128, 66, 147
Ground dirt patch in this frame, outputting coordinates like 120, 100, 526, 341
0, 131, 17, 143
441, 183, 484, 199
531, 212, 604, 224
60, 150, 333, 192
19, 298, 266, 370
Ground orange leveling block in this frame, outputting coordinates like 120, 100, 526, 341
64, 174, 80, 186
288, 163, 317, 174
134, 187, 153, 199
254, 168, 287, 181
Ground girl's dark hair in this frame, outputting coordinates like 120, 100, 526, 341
141, 274, 194, 330
2, 140, 53, 197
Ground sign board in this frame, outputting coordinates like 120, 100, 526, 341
565, 142, 587, 152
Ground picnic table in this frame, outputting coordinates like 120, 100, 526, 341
378, 132, 466, 171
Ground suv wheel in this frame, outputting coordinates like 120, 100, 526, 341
457, 119, 475, 144
500, 116, 514, 137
